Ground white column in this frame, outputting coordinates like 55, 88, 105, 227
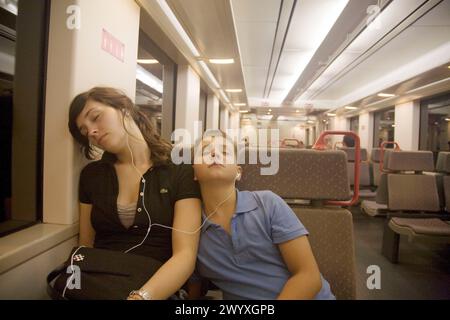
175, 65, 200, 138
394, 100, 420, 150
44, 0, 140, 225
206, 94, 219, 130
329, 116, 348, 145
220, 107, 229, 130
358, 112, 374, 150
329, 116, 348, 131
229, 112, 240, 130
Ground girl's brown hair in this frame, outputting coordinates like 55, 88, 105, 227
68, 87, 172, 166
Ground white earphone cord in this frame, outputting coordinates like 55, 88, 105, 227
124, 135, 234, 253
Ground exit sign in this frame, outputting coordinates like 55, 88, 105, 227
101, 29, 125, 62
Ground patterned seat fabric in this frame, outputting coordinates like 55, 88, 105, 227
293, 208, 356, 300
237, 148, 350, 201
338, 147, 368, 162
386, 151, 439, 212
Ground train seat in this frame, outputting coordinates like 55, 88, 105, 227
238, 148, 356, 299
339, 148, 375, 199
381, 151, 450, 263
361, 150, 393, 216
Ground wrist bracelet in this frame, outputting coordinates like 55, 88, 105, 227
129, 290, 151, 300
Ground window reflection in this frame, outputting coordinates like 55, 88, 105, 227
374, 108, 395, 147
136, 47, 163, 134
350, 116, 359, 134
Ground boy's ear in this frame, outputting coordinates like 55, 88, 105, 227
236, 166, 242, 181
193, 175, 198, 181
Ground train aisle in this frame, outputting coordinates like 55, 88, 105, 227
351, 206, 450, 300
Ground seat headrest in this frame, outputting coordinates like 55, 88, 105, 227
436, 152, 450, 173
372, 148, 397, 163
371, 148, 381, 162
237, 149, 351, 201
386, 151, 434, 172
338, 148, 368, 162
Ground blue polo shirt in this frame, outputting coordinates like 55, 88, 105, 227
195, 190, 335, 300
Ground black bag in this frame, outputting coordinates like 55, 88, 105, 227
47, 247, 163, 300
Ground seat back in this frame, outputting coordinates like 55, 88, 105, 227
292, 207, 356, 300
386, 151, 440, 212
237, 148, 351, 200
374, 149, 394, 204
371, 148, 381, 186
237, 148, 356, 299
339, 148, 371, 187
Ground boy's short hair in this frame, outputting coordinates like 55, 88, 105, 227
343, 135, 355, 148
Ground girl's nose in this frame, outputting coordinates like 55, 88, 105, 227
88, 128, 98, 138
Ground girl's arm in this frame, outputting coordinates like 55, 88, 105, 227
133, 197, 201, 300
277, 236, 322, 300
79, 203, 95, 247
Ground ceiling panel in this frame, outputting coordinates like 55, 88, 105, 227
231, 0, 281, 107
268, 0, 349, 102
167, 0, 247, 105
231, 0, 281, 22
243, 66, 267, 98
315, 22, 450, 101
334, 64, 450, 117
299, 0, 450, 111
234, 21, 277, 66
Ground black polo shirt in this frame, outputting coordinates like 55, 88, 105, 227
79, 152, 201, 263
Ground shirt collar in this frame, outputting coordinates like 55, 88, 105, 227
100, 151, 117, 164
201, 190, 258, 233
235, 189, 258, 214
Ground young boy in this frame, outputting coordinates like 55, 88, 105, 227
189, 131, 335, 300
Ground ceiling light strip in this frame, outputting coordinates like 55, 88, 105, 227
156, 0, 201, 57
198, 61, 220, 89
209, 59, 235, 64
266, 0, 298, 98
219, 90, 230, 104
300, 0, 441, 102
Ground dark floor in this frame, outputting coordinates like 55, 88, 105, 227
351, 206, 450, 300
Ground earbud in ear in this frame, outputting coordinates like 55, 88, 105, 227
235, 172, 241, 181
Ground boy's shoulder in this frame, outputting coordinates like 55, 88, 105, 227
239, 190, 283, 213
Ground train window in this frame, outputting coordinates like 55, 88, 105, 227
349, 116, 359, 134
137, 29, 177, 141
373, 108, 395, 147
419, 92, 450, 155
0, 0, 49, 237
136, 48, 164, 135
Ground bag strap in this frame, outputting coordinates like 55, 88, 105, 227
46, 262, 68, 300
